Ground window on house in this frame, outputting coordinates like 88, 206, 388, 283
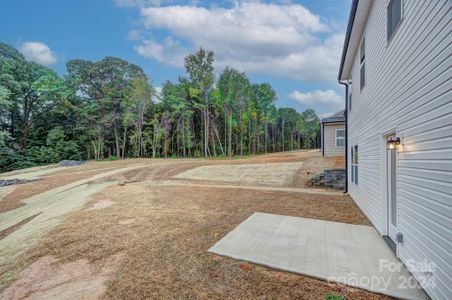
360, 38, 365, 90
351, 145, 358, 184
387, 0, 403, 42
336, 129, 345, 147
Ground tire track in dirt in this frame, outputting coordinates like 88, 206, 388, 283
0, 165, 146, 267
153, 180, 345, 196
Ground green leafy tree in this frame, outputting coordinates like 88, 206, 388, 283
300, 108, 320, 148
218, 67, 250, 156
184, 48, 215, 157
0, 43, 323, 171
125, 78, 154, 157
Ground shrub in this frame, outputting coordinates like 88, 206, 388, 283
323, 293, 345, 300
0, 148, 37, 172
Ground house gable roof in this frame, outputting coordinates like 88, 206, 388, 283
338, 0, 373, 81
321, 109, 345, 124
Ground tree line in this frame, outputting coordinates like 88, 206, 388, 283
0, 43, 320, 171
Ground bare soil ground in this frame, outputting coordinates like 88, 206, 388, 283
0, 150, 391, 300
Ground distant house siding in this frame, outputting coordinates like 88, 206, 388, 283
323, 123, 345, 156
347, 1, 451, 299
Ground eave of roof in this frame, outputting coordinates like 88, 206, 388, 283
338, 1, 374, 81
321, 117, 345, 124
337, 0, 359, 81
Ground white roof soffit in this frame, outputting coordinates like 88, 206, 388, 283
339, 0, 373, 81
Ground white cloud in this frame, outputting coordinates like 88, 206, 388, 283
135, 37, 186, 67
131, 1, 343, 83
127, 29, 143, 41
288, 89, 343, 109
135, 40, 164, 59
19, 41, 58, 65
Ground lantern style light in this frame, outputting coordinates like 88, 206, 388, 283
387, 137, 401, 150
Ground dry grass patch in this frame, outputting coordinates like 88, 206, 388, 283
0, 151, 389, 299
0, 170, 103, 213
0, 213, 41, 241
173, 162, 304, 187
4, 180, 389, 299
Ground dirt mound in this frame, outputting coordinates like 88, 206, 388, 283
85, 199, 114, 211
1, 253, 124, 299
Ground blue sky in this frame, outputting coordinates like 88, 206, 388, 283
0, 0, 351, 118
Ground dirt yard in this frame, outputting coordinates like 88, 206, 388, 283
0, 150, 391, 299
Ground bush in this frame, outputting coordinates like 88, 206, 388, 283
323, 293, 345, 300
0, 148, 37, 172
22, 128, 81, 164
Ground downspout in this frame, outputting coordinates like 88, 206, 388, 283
321, 122, 325, 156
339, 80, 348, 194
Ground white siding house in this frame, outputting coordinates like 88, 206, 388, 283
338, 1, 451, 299
321, 110, 345, 157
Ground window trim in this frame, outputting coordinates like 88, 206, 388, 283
360, 38, 365, 91
387, 0, 404, 45
351, 144, 359, 185
335, 129, 345, 147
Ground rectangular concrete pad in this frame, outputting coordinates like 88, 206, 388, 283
208, 213, 428, 300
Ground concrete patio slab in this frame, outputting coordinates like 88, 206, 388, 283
208, 212, 428, 300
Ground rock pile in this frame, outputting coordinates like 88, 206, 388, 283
308, 169, 346, 190
0, 178, 39, 187
58, 160, 86, 167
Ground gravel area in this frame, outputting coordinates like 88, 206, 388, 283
58, 160, 86, 167
0, 179, 39, 187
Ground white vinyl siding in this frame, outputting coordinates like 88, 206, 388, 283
322, 123, 345, 156
346, 1, 451, 299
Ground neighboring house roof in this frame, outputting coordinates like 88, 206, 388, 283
338, 0, 373, 80
321, 110, 345, 124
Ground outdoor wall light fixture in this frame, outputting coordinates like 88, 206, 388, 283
387, 137, 401, 150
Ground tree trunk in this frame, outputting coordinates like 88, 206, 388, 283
152, 123, 157, 158
113, 111, 120, 158
248, 122, 252, 155
255, 119, 259, 154
239, 110, 243, 156
122, 119, 128, 159
224, 109, 227, 154
91, 140, 98, 160
212, 120, 225, 156
281, 119, 285, 151
20, 96, 32, 152
20, 124, 29, 152
228, 112, 233, 156
264, 121, 268, 153
204, 108, 209, 157
138, 105, 145, 157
